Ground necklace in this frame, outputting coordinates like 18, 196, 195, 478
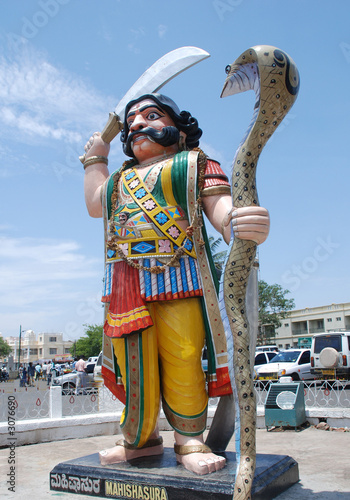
107, 148, 207, 274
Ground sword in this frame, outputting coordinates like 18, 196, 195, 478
79, 46, 210, 162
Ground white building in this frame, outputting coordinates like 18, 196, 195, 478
5, 330, 73, 365
274, 302, 350, 349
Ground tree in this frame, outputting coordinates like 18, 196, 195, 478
0, 337, 12, 358
72, 324, 103, 359
258, 280, 295, 344
207, 235, 295, 344
208, 235, 227, 277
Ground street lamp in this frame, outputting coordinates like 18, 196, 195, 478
18, 325, 22, 367
17, 325, 27, 368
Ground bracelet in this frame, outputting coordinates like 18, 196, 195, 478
83, 155, 109, 169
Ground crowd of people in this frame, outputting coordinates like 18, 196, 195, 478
17, 359, 78, 387
0, 356, 94, 391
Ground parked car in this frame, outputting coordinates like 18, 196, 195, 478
51, 370, 95, 394
88, 356, 98, 364
85, 361, 97, 374
256, 345, 279, 353
256, 349, 314, 382
310, 331, 350, 380
203, 349, 276, 381
253, 351, 277, 380
93, 351, 104, 387
254, 351, 277, 366
94, 351, 102, 378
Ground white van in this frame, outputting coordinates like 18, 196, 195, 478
310, 331, 350, 380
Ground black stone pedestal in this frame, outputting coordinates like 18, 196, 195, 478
50, 448, 299, 499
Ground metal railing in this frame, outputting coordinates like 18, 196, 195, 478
254, 379, 350, 409
1, 380, 349, 422
0, 385, 124, 421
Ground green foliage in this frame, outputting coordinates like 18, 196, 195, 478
258, 280, 295, 343
0, 337, 12, 357
208, 235, 227, 273
207, 235, 295, 344
72, 324, 103, 359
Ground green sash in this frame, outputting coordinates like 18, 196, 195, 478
121, 166, 196, 258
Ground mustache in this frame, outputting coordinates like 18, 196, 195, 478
124, 126, 180, 157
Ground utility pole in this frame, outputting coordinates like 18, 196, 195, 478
18, 325, 22, 368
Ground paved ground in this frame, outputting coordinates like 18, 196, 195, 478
1, 425, 349, 499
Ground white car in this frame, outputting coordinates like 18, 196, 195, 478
256, 349, 314, 382
88, 356, 98, 364
256, 345, 278, 353
253, 351, 278, 380
254, 351, 277, 367
51, 370, 95, 394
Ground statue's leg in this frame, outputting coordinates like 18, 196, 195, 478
99, 327, 163, 464
155, 298, 226, 475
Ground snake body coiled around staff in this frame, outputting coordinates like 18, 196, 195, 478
219, 46, 300, 500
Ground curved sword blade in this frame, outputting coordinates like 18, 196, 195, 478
81, 47, 209, 161
115, 46, 210, 121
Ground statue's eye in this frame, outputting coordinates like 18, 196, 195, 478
225, 65, 231, 75
147, 111, 161, 120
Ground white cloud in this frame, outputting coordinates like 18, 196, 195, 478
0, 234, 105, 337
200, 140, 232, 175
158, 25, 167, 39
0, 106, 82, 143
0, 235, 103, 309
0, 43, 114, 145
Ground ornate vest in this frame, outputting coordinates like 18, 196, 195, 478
102, 155, 202, 302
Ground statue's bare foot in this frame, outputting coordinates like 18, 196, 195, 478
174, 434, 226, 475
99, 437, 164, 465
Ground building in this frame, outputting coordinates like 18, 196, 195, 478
274, 302, 350, 349
5, 330, 73, 366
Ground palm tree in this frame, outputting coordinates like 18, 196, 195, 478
208, 235, 227, 277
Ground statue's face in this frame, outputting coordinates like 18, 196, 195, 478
126, 98, 178, 163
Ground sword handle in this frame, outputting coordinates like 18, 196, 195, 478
101, 112, 124, 143
79, 112, 124, 164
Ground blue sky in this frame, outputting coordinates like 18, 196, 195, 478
1, 0, 349, 341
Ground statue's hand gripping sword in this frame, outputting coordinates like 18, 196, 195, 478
79, 46, 210, 162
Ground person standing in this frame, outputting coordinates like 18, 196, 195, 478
27, 362, 35, 386
34, 362, 42, 381
46, 361, 53, 385
20, 366, 27, 387
75, 356, 87, 394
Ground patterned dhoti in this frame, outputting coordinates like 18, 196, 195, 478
111, 297, 208, 448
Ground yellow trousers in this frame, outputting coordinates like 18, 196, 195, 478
112, 298, 208, 448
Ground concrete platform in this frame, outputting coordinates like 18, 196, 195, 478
1, 427, 350, 499
50, 448, 298, 499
